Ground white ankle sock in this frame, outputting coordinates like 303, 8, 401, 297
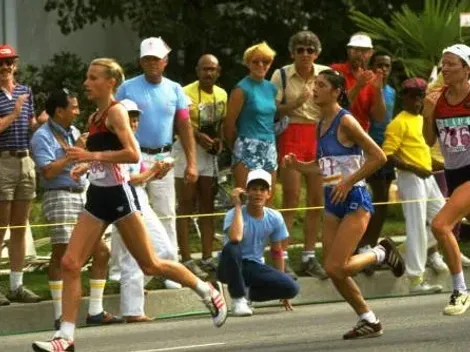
9, 271, 23, 291
370, 245, 386, 264
359, 310, 377, 323
301, 251, 315, 263
49, 281, 63, 320
59, 321, 75, 340
88, 279, 106, 316
452, 271, 467, 293
195, 279, 211, 299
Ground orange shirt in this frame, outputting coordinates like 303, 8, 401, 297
331, 62, 377, 132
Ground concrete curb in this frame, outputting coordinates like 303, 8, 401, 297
1, 268, 468, 336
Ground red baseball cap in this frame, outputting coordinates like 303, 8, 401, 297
401, 77, 427, 91
0, 45, 18, 59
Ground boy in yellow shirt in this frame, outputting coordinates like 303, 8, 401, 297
383, 78, 446, 294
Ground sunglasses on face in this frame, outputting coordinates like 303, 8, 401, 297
0, 58, 15, 67
251, 59, 271, 66
296, 47, 316, 55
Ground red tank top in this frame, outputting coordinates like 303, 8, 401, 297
433, 87, 470, 169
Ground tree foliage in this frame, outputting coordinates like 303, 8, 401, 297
350, 0, 470, 78
43, 0, 411, 88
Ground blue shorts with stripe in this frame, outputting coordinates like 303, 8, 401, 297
84, 183, 140, 224
324, 185, 374, 219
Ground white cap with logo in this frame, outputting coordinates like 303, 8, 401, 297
140, 37, 172, 59
246, 169, 272, 188
120, 99, 142, 114
442, 44, 470, 67
347, 33, 373, 49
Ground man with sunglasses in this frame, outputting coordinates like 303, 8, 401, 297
331, 33, 386, 132
30, 89, 123, 328
0, 44, 47, 305
271, 31, 329, 280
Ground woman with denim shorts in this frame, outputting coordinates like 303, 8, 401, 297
224, 42, 278, 193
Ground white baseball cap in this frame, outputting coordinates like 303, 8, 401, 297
442, 44, 470, 67
140, 37, 172, 59
347, 33, 373, 49
246, 169, 272, 188
120, 99, 142, 114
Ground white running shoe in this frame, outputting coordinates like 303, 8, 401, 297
410, 281, 443, 295
202, 281, 228, 328
427, 253, 449, 274
443, 290, 470, 316
32, 336, 75, 351
164, 279, 182, 289
461, 253, 470, 268
231, 297, 253, 317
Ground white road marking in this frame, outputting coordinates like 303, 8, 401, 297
132, 342, 226, 352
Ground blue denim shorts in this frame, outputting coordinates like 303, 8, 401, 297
232, 136, 277, 172
324, 185, 374, 219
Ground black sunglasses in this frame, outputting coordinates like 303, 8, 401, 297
61, 87, 77, 98
296, 47, 316, 55
251, 59, 272, 66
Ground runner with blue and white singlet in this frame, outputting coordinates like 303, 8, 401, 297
283, 69, 405, 340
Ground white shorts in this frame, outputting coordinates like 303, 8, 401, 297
172, 139, 218, 178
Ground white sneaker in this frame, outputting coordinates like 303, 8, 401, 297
231, 297, 253, 317
202, 281, 228, 328
32, 336, 75, 351
410, 282, 443, 295
443, 290, 470, 316
461, 253, 470, 268
358, 245, 372, 254
164, 279, 182, 289
427, 253, 449, 274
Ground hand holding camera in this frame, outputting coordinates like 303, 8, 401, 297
231, 187, 247, 206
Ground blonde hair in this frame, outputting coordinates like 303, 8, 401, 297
243, 42, 276, 65
90, 58, 125, 91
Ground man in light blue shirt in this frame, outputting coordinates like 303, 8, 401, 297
31, 89, 122, 329
116, 37, 198, 272
217, 169, 299, 316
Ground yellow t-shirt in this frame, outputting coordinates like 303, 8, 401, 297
183, 81, 227, 130
382, 110, 432, 171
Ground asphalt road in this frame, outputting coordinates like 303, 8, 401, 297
3, 293, 469, 352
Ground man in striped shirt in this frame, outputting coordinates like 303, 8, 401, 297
0, 44, 46, 305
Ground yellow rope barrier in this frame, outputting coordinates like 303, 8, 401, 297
0, 197, 447, 230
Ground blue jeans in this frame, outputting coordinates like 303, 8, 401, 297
217, 242, 299, 301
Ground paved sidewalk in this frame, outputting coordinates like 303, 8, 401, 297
0, 267, 467, 336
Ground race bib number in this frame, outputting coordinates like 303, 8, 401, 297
318, 157, 343, 185
438, 125, 470, 153
88, 162, 106, 181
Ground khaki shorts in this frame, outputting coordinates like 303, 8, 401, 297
173, 140, 218, 178
0, 155, 36, 201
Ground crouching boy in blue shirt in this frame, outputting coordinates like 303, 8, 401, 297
217, 169, 299, 316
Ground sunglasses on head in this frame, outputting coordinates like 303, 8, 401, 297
296, 47, 316, 55
0, 58, 15, 66
60, 87, 76, 99
251, 59, 271, 66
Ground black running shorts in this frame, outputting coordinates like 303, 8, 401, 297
445, 164, 470, 196
84, 183, 140, 224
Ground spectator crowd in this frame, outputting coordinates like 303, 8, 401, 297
1, 29, 470, 348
